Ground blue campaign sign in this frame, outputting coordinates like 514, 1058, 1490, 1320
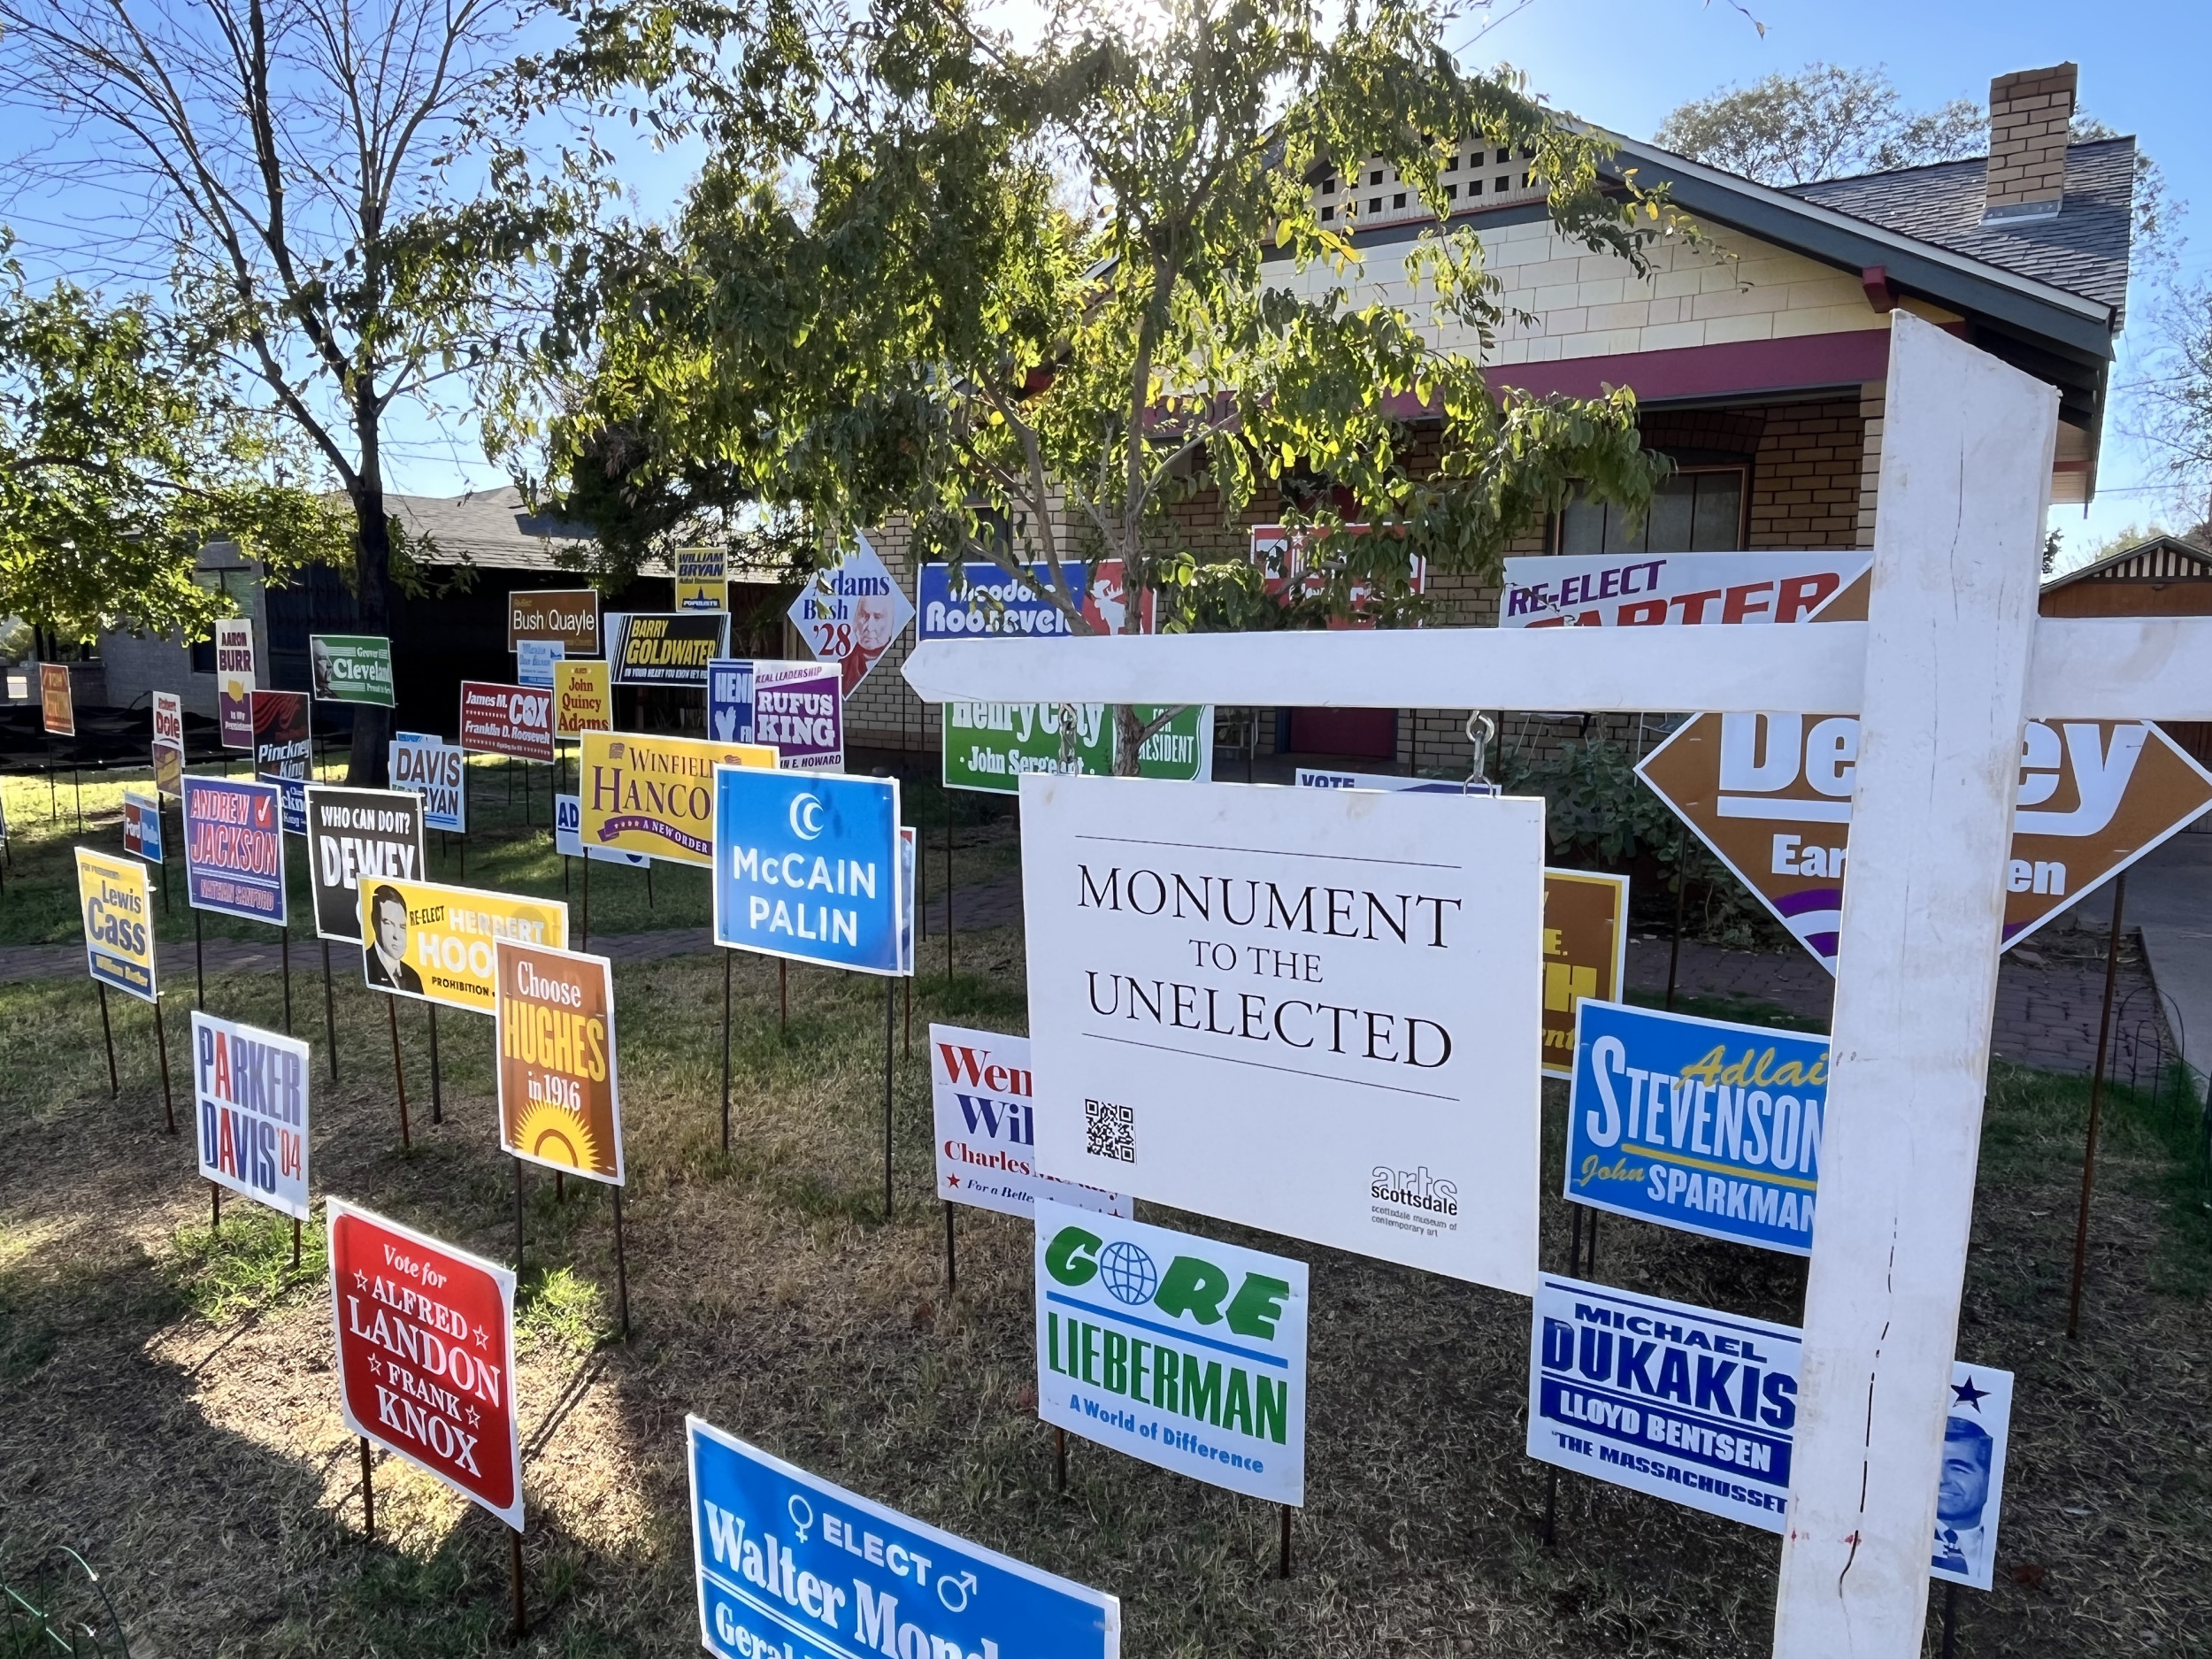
182, 776, 288, 925
688, 1417, 1118, 1659
917, 562, 1088, 640
554, 794, 649, 867
1565, 999, 1830, 1256
708, 659, 755, 745
712, 767, 902, 975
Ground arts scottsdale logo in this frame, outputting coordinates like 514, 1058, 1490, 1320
1370, 1164, 1459, 1217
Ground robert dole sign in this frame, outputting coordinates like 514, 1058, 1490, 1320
192, 1012, 309, 1221
75, 848, 157, 1002
1022, 774, 1543, 1293
931, 1024, 1129, 1220
184, 776, 287, 924
329, 1199, 522, 1530
688, 1416, 1119, 1659
1036, 1201, 1307, 1506
711, 767, 903, 974
1566, 1000, 1829, 1256
304, 786, 425, 943
580, 731, 775, 866
357, 877, 568, 1016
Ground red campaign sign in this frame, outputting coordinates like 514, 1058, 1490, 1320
458, 680, 555, 764
326, 1199, 523, 1528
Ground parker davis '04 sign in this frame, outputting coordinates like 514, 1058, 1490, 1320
1021, 772, 1544, 1294
192, 1011, 309, 1221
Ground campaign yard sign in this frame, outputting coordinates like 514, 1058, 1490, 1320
1022, 773, 1544, 1292
309, 634, 396, 705
151, 690, 185, 797
942, 701, 1211, 794
191, 1011, 309, 1220
917, 560, 1091, 638
122, 790, 164, 864
357, 877, 568, 1016
328, 1198, 523, 1530
755, 661, 844, 771
931, 1025, 1130, 1220
252, 688, 312, 834
610, 611, 730, 687
1566, 1000, 1829, 1256
75, 847, 157, 1002
580, 731, 776, 866
688, 1416, 1120, 1659
40, 662, 73, 736
305, 786, 426, 943
788, 534, 912, 695
459, 681, 555, 764
388, 735, 467, 833
183, 776, 288, 924
711, 767, 903, 974
495, 940, 624, 1184
554, 794, 649, 866
215, 618, 256, 748
516, 639, 565, 689
507, 588, 600, 657
706, 659, 754, 745
1035, 1201, 1307, 1506
1541, 872, 1630, 1078
1497, 551, 1871, 629
1529, 1275, 2012, 1569
554, 658, 613, 738
675, 546, 727, 609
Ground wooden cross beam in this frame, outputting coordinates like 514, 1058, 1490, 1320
902, 312, 2212, 1658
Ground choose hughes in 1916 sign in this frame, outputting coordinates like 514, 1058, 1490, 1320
1639, 713, 2212, 969
495, 940, 624, 1185
931, 1024, 1129, 1220
304, 786, 426, 943
75, 847, 157, 1002
328, 1199, 523, 1530
193, 1011, 310, 1220
1036, 1200, 1307, 1507
1022, 774, 1544, 1293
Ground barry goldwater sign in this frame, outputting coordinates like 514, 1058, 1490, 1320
931, 1025, 1129, 1220
1035, 1200, 1307, 1506
304, 786, 426, 943
1529, 1275, 2014, 1579
328, 1199, 522, 1530
688, 1416, 1119, 1659
712, 766, 903, 974
1020, 773, 1543, 1292
192, 1012, 309, 1221
1566, 999, 1828, 1256
183, 776, 287, 924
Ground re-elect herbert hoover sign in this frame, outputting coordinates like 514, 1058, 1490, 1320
1023, 774, 1543, 1294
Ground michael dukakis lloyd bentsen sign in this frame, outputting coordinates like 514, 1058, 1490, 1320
1639, 713, 2212, 969
712, 767, 904, 975
1035, 1200, 1307, 1506
1021, 774, 1544, 1293
931, 1024, 1129, 1219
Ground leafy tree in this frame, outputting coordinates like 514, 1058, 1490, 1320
2129, 279, 2212, 534
1655, 64, 1985, 185
511, 0, 1681, 767
0, 0, 600, 780
0, 272, 349, 644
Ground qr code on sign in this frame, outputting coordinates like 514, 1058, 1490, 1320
1085, 1098, 1136, 1164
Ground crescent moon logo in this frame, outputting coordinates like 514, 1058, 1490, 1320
789, 794, 826, 841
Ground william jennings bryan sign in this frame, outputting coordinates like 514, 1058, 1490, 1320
1020, 774, 1544, 1294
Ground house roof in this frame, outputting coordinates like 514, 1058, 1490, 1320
2042, 535, 2212, 592
1783, 139, 2137, 325
388, 486, 616, 572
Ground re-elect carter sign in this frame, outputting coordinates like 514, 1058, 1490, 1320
328, 1199, 522, 1529
1021, 774, 1544, 1293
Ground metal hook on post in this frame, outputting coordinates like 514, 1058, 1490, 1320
1463, 711, 1498, 796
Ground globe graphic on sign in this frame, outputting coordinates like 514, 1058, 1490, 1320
1097, 1240, 1157, 1306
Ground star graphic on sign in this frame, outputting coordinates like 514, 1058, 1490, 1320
367, 1355, 383, 1378
467, 1406, 481, 1429
353, 1270, 369, 1290
1951, 1375, 1991, 1411
474, 1324, 490, 1348
946, 1174, 960, 1187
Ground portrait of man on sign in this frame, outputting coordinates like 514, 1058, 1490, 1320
1932, 1415, 1995, 1578
365, 885, 424, 993
841, 589, 898, 694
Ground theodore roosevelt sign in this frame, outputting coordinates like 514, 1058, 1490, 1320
1020, 774, 1543, 1293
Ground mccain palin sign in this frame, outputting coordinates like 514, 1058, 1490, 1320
711, 766, 903, 975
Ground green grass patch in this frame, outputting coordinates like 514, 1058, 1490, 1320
163, 1197, 326, 1324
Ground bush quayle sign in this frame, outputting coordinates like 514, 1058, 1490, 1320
192, 1011, 309, 1221
183, 776, 288, 924
687, 1415, 1119, 1659
931, 1025, 1129, 1220
1567, 999, 1828, 1256
357, 877, 568, 1016
580, 731, 776, 865
1035, 1200, 1307, 1506
75, 848, 157, 1002
304, 786, 426, 943
1497, 551, 1870, 629
1528, 1275, 2013, 1577
507, 588, 600, 657
1022, 773, 1543, 1292
711, 767, 902, 975
388, 735, 466, 833
328, 1198, 523, 1530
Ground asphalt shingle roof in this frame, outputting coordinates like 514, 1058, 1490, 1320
1782, 138, 2135, 323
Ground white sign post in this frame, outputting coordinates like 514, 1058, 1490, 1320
903, 314, 2212, 1659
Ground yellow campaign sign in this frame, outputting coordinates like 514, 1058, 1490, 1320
580, 731, 776, 866
1541, 869, 1629, 1078
76, 847, 157, 1003
675, 547, 727, 611
357, 877, 569, 1016
554, 658, 612, 738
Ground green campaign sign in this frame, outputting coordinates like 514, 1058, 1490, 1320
942, 702, 1211, 794
310, 635, 396, 707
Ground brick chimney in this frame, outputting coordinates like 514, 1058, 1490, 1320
1983, 63, 2077, 222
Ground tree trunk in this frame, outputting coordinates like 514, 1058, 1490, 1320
346, 477, 397, 787
1112, 702, 1144, 777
